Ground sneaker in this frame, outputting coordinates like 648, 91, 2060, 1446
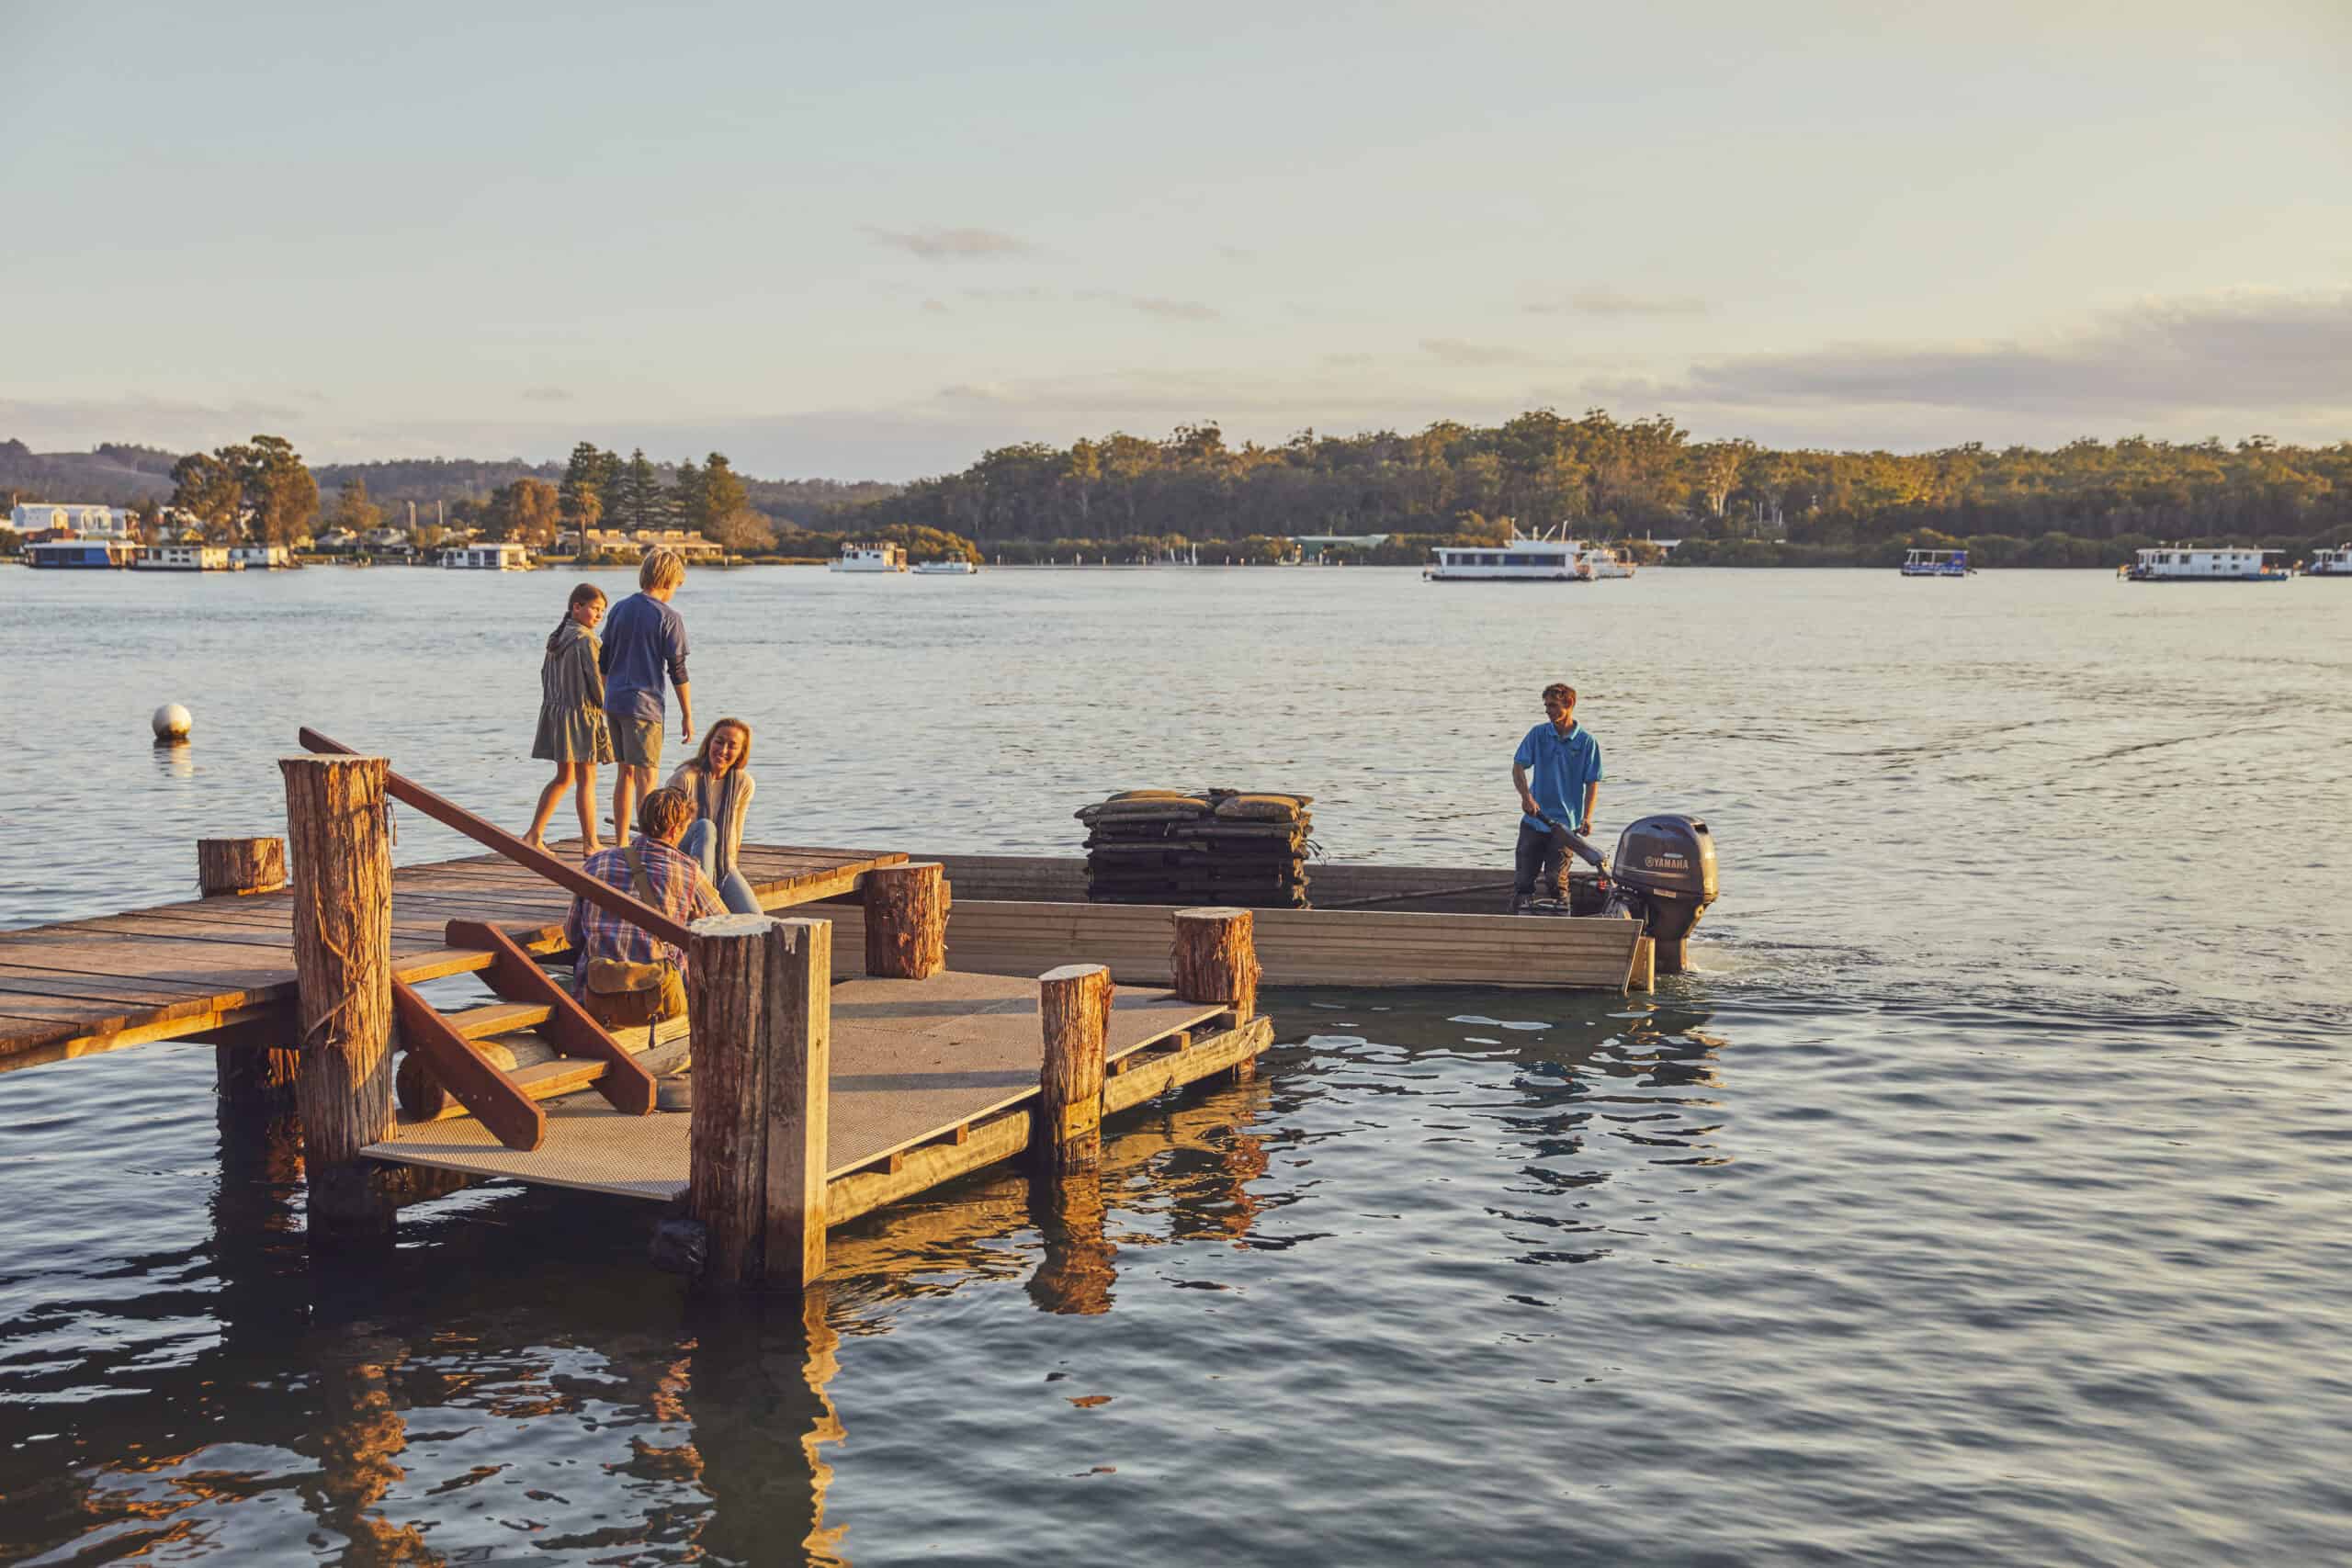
1510, 896, 1535, 916
1532, 897, 1570, 916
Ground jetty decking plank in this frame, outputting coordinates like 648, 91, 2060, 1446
0, 841, 904, 1061
363, 969, 1228, 1198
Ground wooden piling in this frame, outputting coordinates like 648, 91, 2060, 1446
862, 861, 948, 978
1036, 963, 1111, 1173
279, 755, 397, 1241
199, 835, 299, 1103
1170, 907, 1261, 1081
688, 914, 831, 1290
198, 835, 287, 897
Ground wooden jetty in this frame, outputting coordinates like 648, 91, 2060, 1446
0, 731, 1657, 1289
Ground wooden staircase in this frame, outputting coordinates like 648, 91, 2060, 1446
392, 918, 665, 1152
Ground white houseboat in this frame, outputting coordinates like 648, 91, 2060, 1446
911, 558, 978, 575
2304, 545, 2351, 578
2122, 547, 2289, 582
1425, 524, 1592, 582
135, 544, 236, 571
443, 541, 533, 570
1900, 548, 1973, 578
831, 542, 908, 573
25, 538, 136, 570
230, 544, 293, 570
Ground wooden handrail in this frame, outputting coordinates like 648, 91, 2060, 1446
298, 726, 694, 950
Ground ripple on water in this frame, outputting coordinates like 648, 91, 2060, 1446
1, 570, 2348, 1564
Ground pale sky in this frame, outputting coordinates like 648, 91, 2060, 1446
4, 0, 2348, 478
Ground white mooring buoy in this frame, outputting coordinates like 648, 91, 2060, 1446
152, 703, 193, 745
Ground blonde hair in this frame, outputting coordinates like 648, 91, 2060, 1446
639, 546, 685, 592
689, 717, 753, 775
638, 786, 694, 840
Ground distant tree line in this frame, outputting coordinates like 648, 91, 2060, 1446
25, 410, 2351, 569
832, 414, 2352, 566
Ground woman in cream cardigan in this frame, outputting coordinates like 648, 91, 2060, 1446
667, 716, 760, 914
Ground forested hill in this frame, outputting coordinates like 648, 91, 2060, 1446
9, 413, 2349, 566
0, 440, 181, 502
866, 416, 2352, 565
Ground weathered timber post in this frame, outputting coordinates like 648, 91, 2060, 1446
862, 862, 948, 979
279, 756, 397, 1244
1036, 963, 1111, 1174
1170, 906, 1262, 1081
201, 835, 300, 1105
688, 914, 831, 1290
198, 836, 287, 897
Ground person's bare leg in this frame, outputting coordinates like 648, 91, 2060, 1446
525, 762, 575, 850
576, 763, 603, 853
613, 764, 644, 846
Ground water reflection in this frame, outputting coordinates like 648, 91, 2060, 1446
150, 744, 196, 781
6, 1067, 1295, 1564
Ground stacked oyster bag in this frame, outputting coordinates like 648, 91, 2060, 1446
1076, 789, 1314, 908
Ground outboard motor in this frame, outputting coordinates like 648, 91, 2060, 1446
1601, 815, 1719, 953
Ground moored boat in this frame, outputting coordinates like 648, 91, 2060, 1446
1900, 548, 1972, 578
911, 558, 978, 575
26, 539, 136, 569
2121, 546, 2289, 582
1426, 523, 1592, 582
134, 544, 236, 571
2304, 545, 2352, 577
1572, 541, 1637, 578
442, 542, 533, 570
831, 542, 908, 573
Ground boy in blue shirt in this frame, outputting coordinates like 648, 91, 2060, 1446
1510, 682, 1602, 913
600, 547, 695, 843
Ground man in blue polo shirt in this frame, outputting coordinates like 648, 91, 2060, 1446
1510, 682, 1602, 913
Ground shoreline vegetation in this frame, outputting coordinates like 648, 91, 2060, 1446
5, 410, 2347, 570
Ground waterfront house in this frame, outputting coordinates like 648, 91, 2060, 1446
558, 527, 725, 561
11, 502, 137, 541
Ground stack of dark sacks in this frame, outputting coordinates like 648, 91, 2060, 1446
1077, 789, 1313, 908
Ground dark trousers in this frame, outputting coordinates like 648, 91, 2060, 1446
1513, 821, 1566, 899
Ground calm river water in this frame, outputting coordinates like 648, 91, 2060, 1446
1, 565, 2346, 1566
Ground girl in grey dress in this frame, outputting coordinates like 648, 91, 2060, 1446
524, 582, 615, 854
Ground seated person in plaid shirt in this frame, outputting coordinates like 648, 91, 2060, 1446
564, 786, 727, 1025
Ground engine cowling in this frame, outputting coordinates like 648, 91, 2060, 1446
1604, 815, 1718, 943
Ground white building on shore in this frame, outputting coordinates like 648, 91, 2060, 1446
12, 502, 137, 540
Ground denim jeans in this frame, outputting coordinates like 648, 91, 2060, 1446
679, 819, 761, 914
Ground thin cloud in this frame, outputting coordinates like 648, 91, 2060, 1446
521, 386, 571, 403
968, 288, 1218, 321
1601, 288, 2352, 417
864, 225, 1036, 260
1421, 337, 1548, 367
1129, 297, 1219, 322
1528, 288, 1709, 318
1216, 244, 1256, 263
